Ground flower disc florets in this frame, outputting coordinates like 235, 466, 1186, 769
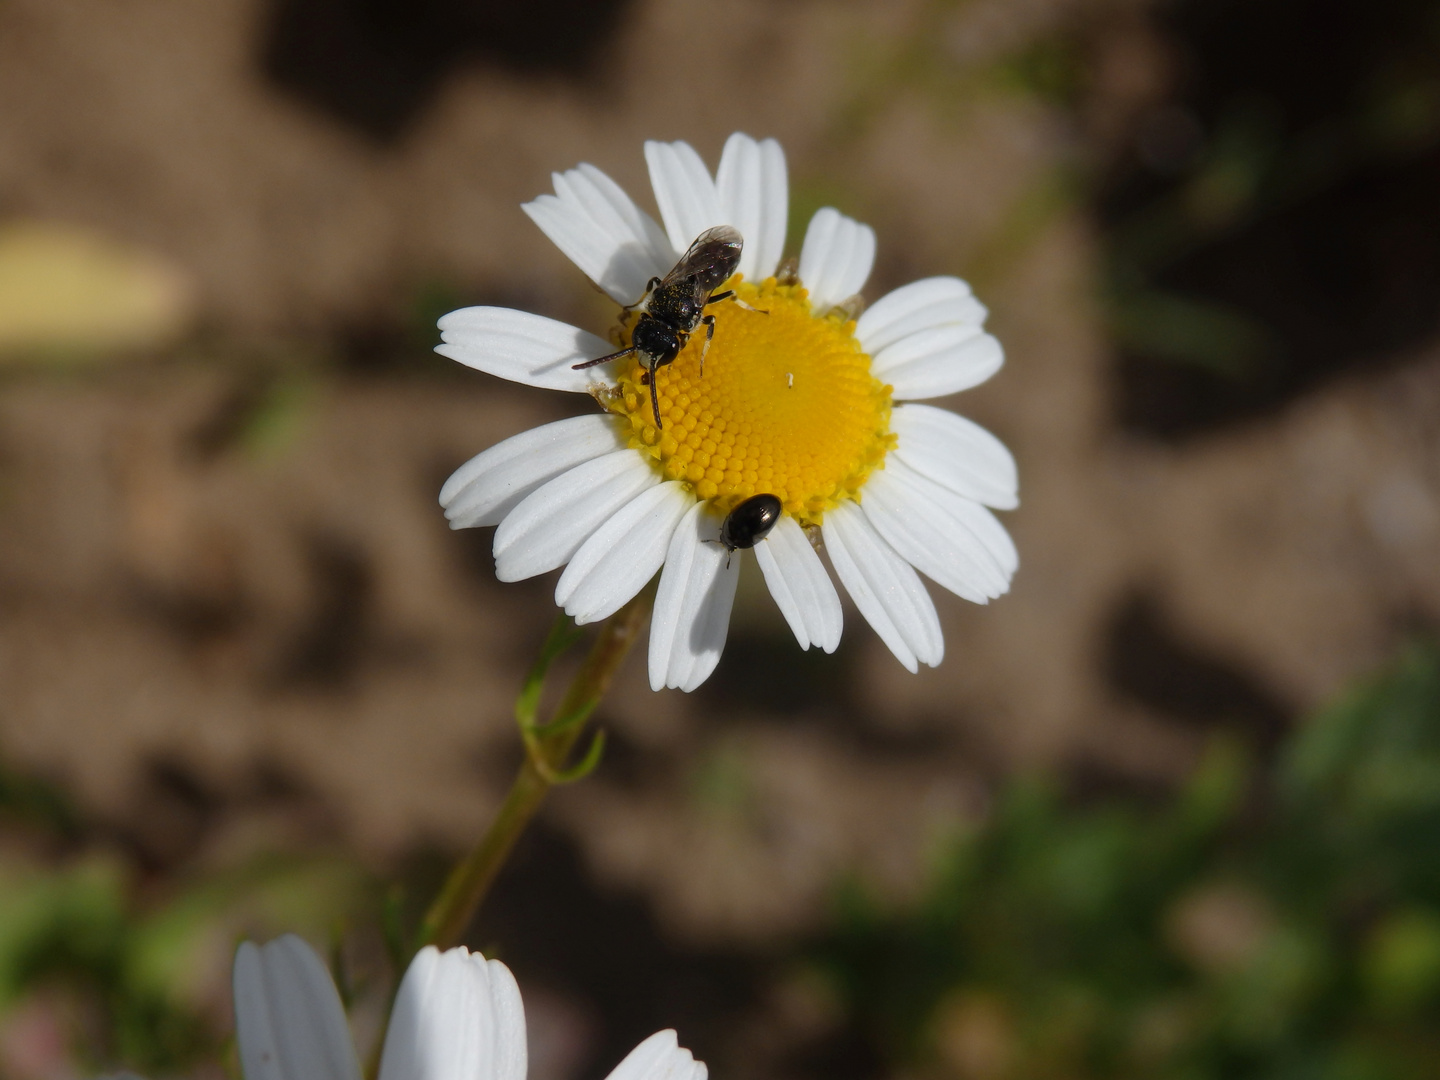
607, 276, 895, 527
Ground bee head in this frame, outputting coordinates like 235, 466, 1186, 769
632, 317, 681, 364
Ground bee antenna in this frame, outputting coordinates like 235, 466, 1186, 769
572, 346, 636, 371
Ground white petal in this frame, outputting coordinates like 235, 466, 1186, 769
644, 140, 724, 256
871, 324, 1004, 400
860, 463, 1014, 603
855, 276, 989, 354
648, 501, 741, 691
522, 164, 673, 304
556, 481, 692, 625
752, 516, 842, 653
822, 502, 943, 672
233, 936, 361, 1080
378, 946, 526, 1080
886, 458, 1017, 577
892, 404, 1018, 510
715, 133, 788, 281
436, 308, 618, 393
798, 208, 876, 312
493, 450, 656, 582
441, 415, 628, 529
604, 1031, 707, 1080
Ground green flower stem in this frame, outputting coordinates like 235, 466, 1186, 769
413, 594, 649, 952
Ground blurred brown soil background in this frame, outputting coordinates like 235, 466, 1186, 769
1, 0, 1439, 1076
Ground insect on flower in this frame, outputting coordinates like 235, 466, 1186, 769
572, 225, 758, 429
715, 493, 782, 566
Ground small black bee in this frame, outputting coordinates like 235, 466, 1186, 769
717, 494, 783, 563
572, 225, 757, 429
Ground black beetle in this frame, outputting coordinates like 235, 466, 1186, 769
717, 494, 783, 561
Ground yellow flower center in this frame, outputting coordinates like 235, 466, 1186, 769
604, 276, 894, 527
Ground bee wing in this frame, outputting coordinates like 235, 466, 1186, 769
659, 225, 744, 292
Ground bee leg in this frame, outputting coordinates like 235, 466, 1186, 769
648, 358, 663, 430
623, 276, 663, 313
698, 315, 716, 376
572, 345, 636, 371
709, 291, 768, 316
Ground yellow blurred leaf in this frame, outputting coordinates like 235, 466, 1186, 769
0, 220, 195, 361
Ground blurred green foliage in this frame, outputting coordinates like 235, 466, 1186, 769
0, 762, 371, 1078
814, 643, 1440, 1079
0, 856, 216, 1073
0, 847, 369, 1077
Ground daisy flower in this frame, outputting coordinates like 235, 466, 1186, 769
233, 935, 706, 1080
437, 134, 1017, 691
